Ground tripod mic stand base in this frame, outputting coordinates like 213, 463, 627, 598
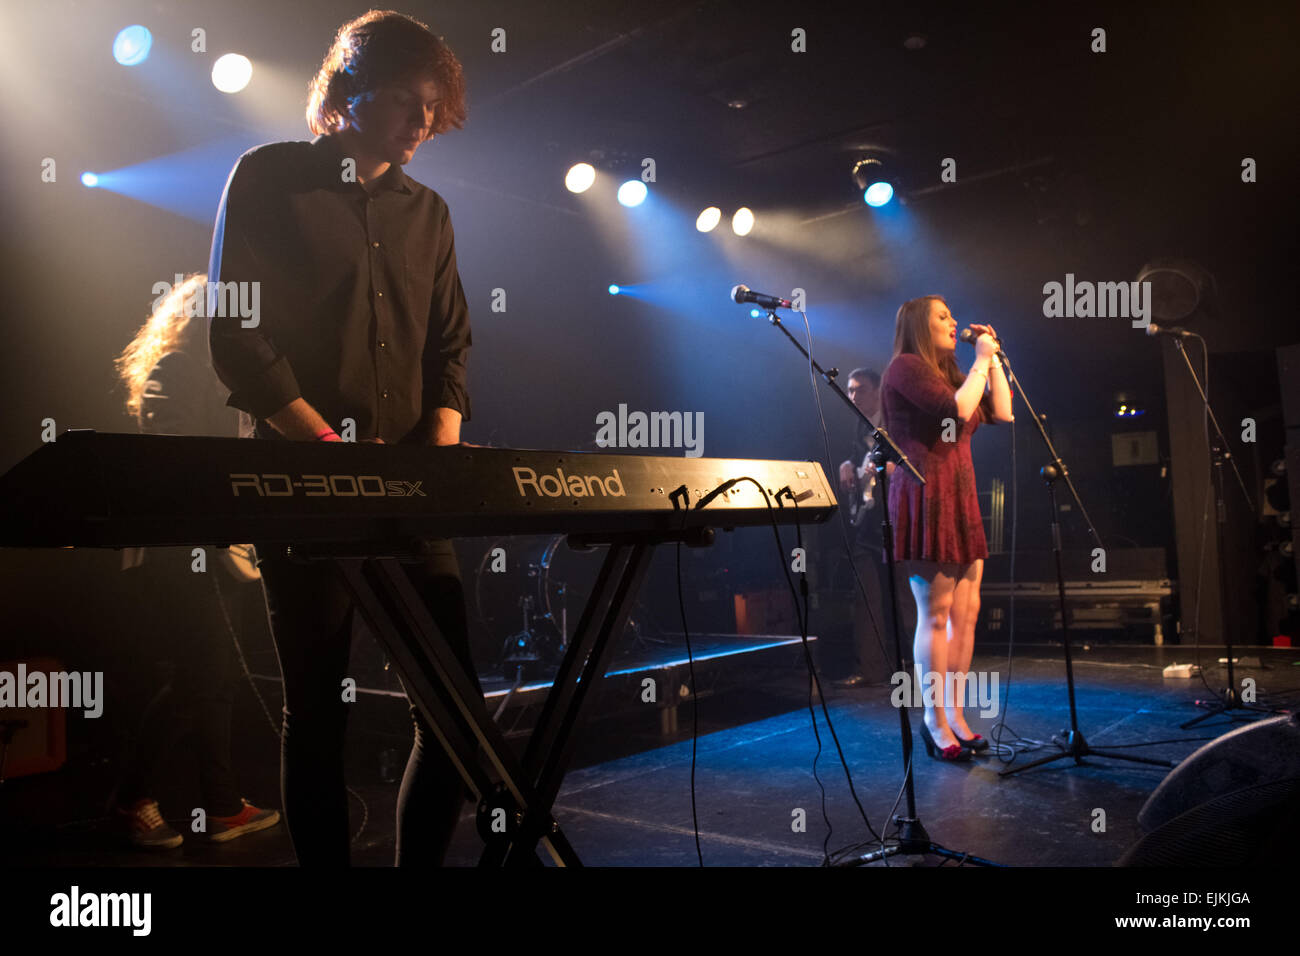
999, 728, 1174, 776
834, 815, 1002, 867
1180, 687, 1276, 729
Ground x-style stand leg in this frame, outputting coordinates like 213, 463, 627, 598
338, 556, 582, 866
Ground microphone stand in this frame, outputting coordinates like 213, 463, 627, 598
1166, 337, 1272, 728
760, 308, 998, 866
995, 348, 1173, 776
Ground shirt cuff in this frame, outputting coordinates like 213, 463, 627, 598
434, 381, 471, 422
224, 355, 302, 420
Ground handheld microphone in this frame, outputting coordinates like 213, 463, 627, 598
731, 285, 793, 310
959, 327, 1003, 349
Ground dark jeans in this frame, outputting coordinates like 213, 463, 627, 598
256, 540, 478, 867
118, 552, 243, 817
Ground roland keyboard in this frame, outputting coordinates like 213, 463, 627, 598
0, 431, 836, 549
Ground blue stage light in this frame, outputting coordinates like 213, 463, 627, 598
864, 182, 894, 206
617, 180, 647, 207
113, 26, 152, 66
750, 308, 763, 318
608, 285, 620, 295
81, 172, 99, 188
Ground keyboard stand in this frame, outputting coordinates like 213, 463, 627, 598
334, 525, 711, 866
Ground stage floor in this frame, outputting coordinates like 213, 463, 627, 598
5, 643, 1297, 866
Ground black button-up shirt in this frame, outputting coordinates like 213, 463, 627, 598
207, 134, 471, 443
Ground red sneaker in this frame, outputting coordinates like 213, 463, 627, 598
206, 799, 281, 842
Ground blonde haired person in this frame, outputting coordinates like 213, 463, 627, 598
113, 273, 279, 848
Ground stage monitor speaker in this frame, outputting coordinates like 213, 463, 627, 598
0, 657, 69, 780
1118, 714, 1300, 865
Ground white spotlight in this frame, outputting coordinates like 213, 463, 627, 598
212, 53, 253, 94
565, 163, 596, 193
731, 207, 755, 236
696, 207, 721, 232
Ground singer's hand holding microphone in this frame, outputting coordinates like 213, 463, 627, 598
960, 324, 1002, 360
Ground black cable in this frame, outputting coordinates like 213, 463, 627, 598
701, 476, 884, 849
826, 746, 912, 866
683, 474, 887, 863
876, 750, 914, 866
210, 559, 369, 847
1187, 333, 1219, 698
989, 409, 1043, 760
783, 490, 835, 864
1177, 332, 1258, 712
674, 505, 704, 867
210, 569, 278, 737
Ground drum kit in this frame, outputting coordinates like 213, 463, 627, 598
470, 533, 648, 681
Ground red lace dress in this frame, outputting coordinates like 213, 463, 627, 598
880, 353, 988, 565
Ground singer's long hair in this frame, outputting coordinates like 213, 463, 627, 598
888, 294, 992, 420
117, 273, 207, 424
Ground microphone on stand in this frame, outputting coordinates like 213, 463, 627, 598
731, 284, 793, 310
1144, 322, 1194, 338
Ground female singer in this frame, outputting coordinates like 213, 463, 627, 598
879, 295, 1013, 760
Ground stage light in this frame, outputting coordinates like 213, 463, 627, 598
731, 207, 754, 236
212, 54, 253, 94
750, 308, 763, 318
565, 163, 595, 193
864, 182, 894, 206
608, 285, 620, 295
81, 172, 99, 188
617, 180, 647, 207
113, 26, 152, 66
696, 207, 721, 232
852, 154, 899, 206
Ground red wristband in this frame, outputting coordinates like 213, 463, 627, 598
316, 428, 342, 442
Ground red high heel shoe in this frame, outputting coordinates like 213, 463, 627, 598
919, 723, 973, 762
955, 732, 990, 752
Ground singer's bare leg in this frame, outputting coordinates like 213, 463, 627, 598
946, 560, 983, 741
906, 561, 961, 750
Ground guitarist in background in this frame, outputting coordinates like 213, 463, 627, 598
835, 368, 895, 687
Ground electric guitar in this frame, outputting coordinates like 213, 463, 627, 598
846, 449, 878, 529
